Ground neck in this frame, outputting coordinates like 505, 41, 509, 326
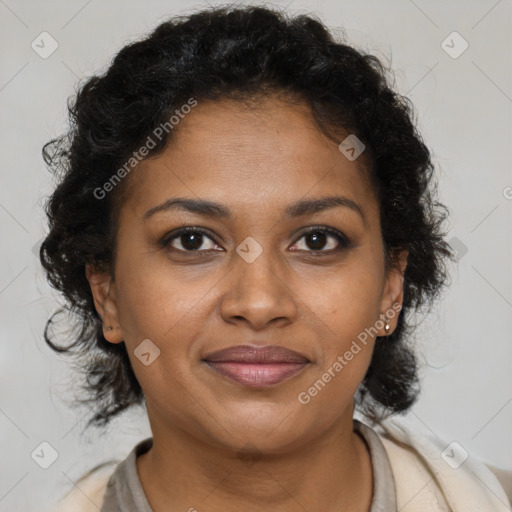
137, 404, 373, 512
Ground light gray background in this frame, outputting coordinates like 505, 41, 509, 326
1, 0, 511, 510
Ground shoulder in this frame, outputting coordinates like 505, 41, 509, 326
370, 415, 512, 511
52, 462, 118, 512
485, 463, 512, 503
52, 436, 153, 512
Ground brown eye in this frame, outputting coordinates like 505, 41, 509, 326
291, 227, 351, 254
162, 227, 221, 253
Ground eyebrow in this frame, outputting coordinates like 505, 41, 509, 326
143, 195, 367, 226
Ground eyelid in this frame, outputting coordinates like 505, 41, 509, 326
161, 225, 351, 254
160, 226, 220, 249
291, 225, 351, 252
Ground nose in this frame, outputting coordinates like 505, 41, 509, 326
220, 248, 298, 330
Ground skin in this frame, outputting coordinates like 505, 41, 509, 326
86, 94, 408, 512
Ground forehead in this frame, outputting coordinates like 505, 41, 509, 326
120, 95, 379, 225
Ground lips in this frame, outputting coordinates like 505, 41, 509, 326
203, 345, 310, 387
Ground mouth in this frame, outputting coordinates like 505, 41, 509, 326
202, 345, 310, 388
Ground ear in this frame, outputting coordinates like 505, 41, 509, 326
85, 263, 124, 344
378, 249, 408, 336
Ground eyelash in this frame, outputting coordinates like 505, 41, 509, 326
160, 225, 351, 257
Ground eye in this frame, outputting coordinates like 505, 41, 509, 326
161, 225, 351, 256
290, 227, 351, 254
162, 227, 222, 254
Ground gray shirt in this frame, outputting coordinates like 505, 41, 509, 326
100, 419, 397, 511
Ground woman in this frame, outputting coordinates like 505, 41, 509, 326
41, 5, 511, 511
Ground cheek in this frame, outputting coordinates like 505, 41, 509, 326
115, 252, 219, 343
113, 259, 221, 399
113, 266, 209, 406
294, 261, 383, 397
296, 281, 378, 420
300, 261, 383, 337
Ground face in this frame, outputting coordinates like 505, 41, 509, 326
87, 95, 407, 454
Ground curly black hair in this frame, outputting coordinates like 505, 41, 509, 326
40, 4, 455, 430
